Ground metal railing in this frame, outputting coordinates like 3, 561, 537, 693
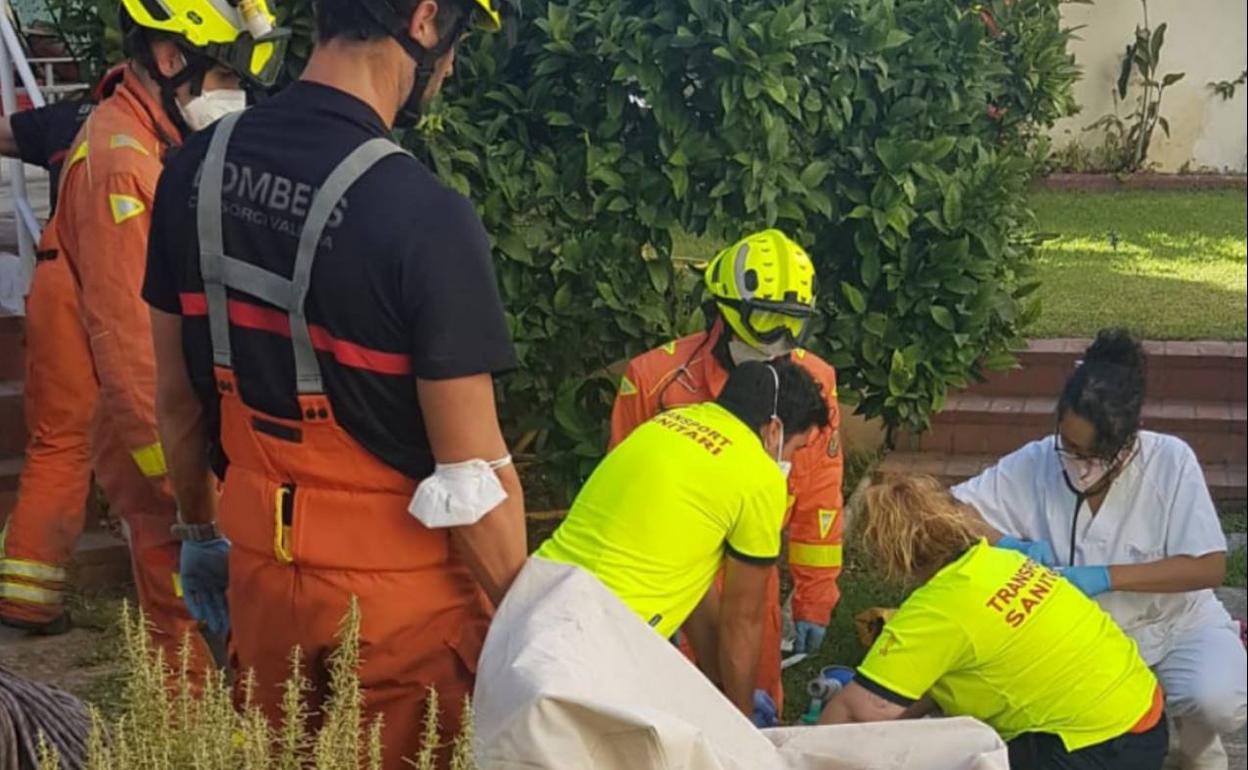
0, 0, 53, 300
31, 56, 90, 99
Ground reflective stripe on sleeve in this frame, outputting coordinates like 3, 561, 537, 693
130, 442, 169, 478
789, 542, 844, 568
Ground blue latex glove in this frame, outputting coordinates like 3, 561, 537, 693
996, 536, 1056, 567
751, 689, 779, 728
180, 538, 231, 636
794, 620, 827, 655
1061, 565, 1112, 598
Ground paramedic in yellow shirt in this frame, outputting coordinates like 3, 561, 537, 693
820, 474, 1167, 770
537, 360, 829, 723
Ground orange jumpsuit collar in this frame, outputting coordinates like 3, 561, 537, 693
111, 65, 185, 151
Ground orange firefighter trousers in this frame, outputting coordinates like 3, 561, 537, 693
0, 244, 95, 625
213, 370, 491, 770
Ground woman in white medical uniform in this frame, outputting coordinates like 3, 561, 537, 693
954, 329, 1246, 770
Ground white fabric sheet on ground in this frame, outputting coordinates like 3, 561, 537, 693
473, 558, 1009, 770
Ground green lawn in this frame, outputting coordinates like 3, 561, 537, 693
1224, 507, 1247, 590
1028, 190, 1247, 340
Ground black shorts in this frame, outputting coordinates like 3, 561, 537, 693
1007, 715, 1168, 770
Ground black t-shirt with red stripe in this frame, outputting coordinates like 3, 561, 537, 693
142, 81, 515, 479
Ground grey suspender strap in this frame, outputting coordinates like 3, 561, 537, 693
195, 113, 406, 395
289, 138, 404, 394
197, 110, 244, 369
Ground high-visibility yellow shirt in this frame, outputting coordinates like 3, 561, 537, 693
536, 401, 787, 639
857, 540, 1158, 751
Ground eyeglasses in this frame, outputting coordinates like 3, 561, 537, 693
1053, 430, 1134, 464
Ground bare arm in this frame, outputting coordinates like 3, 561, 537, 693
685, 585, 722, 686
0, 116, 18, 158
718, 556, 771, 717
151, 308, 218, 525
818, 681, 908, 725
1109, 553, 1225, 593
418, 374, 526, 608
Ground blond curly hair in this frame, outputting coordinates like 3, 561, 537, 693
857, 473, 991, 582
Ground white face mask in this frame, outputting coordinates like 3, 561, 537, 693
179, 89, 247, 131
1057, 438, 1134, 494
729, 336, 794, 366
408, 456, 512, 528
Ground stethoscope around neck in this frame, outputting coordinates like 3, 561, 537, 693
1058, 435, 1140, 565
1063, 483, 1088, 567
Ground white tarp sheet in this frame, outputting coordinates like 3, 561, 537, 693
474, 558, 1009, 770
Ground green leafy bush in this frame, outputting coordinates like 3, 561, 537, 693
420, 0, 1079, 474
37, 0, 122, 85
47, 0, 1079, 497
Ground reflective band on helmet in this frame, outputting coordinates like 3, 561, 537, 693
0, 558, 68, 584
789, 543, 843, 568
0, 580, 63, 606
131, 442, 169, 478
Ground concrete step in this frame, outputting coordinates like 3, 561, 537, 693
973, 339, 1247, 404
67, 529, 132, 593
1, 455, 21, 531
879, 451, 1248, 502
0, 490, 13, 529
897, 396, 1246, 466
0, 379, 25, 457
0, 455, 18, 486
0, 316, 21, 382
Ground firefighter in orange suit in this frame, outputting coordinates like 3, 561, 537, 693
50, 0, 288, 666
143, 0, 525, 766
611, 229, 844, 716
0, 67, 124, 634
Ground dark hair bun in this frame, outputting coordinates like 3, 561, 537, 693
1060, 328, 1146, 456
1083, 328, 1146, 376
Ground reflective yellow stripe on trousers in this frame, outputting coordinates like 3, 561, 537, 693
789, 542, 844, 568
0, 580, 63, 606
0, 557, 68, 583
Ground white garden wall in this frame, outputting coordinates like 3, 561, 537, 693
1051, 0, 1247, 173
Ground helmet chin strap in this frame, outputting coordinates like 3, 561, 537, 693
129, 29, 209, 141
356, 0, 463, 128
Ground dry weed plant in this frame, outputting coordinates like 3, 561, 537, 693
38, 600, 476, 770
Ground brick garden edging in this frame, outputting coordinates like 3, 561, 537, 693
881, 338, 1248, 502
